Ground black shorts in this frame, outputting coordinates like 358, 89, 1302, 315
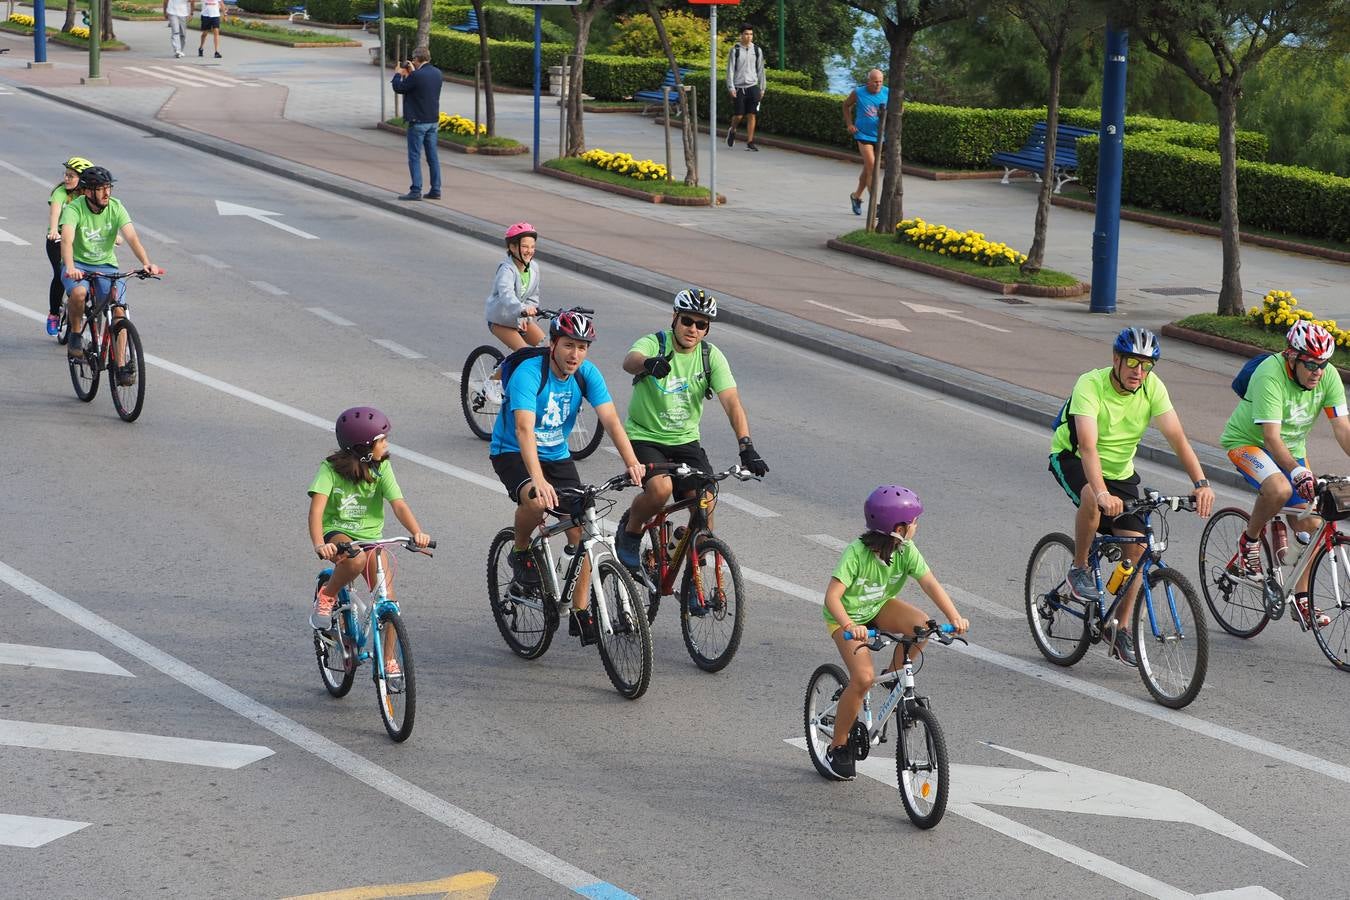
491, 452, 582, 507
1049, 450, 1146, 535
201, 14, 220, 29
631, 440, 712, 494
732, 85, 761, 116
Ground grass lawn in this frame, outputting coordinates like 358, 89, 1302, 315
386, 117, 520, 149
545, 157, 713, 199
188, 18, 358, 44
0, 21, 128, 48
1175, 313, 1350, 369
838, 229, 1083, 287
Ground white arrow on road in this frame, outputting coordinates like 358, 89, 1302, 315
215, 200, 318, 240
806, 299, 910, 332
900, 300, 1010, 333
0, 217, 30, 246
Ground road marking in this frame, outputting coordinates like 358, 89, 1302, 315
715, 491, 777, 518
443, 371, 462, 383
216, 200, 319, 240
194, 253, 230, 269
372, 338, 425, 359
0, 642, 133, 676
0, 812, 90, 848
0, 224, 30, 246
121, 65, 213, 88
0, 718, 273, 768
0, 560, 634, 899
946, 584, 1020, 620
250, 280, 288, 296
146, 65, 251, 88
900, 300, 1011, 333
0, 158, 51, 187
282, 869, 498, 900
133, 223, 178, 245
804, 534, 848, 551
306, 306, 354, 326
807, 298, 910, 332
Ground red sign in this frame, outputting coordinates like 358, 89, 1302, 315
687, 0, 741, 5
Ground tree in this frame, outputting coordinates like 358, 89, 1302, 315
414, 0, 433, 57
565, 0, 615, 156
62, 0, 78, 33
99, 0, 115, 40
646, 2, 697, 184
471, 0, 495, 136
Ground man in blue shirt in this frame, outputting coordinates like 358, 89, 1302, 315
842, 68, 888, 216
391, 46, 443, 201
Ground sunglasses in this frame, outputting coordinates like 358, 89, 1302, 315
1121, 357, 1155, 372
678, 315, 710, 332
1299, 357, 1330, 371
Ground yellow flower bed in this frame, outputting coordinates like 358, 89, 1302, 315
438, 113, 486, 137
896, 217, 1027, 268
8, 13, 36, 25
1249, 289, 1350, 348
69, 25, 90, 37
578, 148, 668, 183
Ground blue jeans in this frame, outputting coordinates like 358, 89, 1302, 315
406, 121, 441, 194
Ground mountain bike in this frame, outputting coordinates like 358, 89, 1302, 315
312, 536, 435, 742
1197, 475, 1350, 671
486, 471, 653, 699
66, 269, 157, 422
805, 621, 965, 829
1025, 490, 1208, 709
615, 462, 757, 672
459, 307, 603, 459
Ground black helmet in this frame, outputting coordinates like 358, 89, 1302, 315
78, 166, 115, 190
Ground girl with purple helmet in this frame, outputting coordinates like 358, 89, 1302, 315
818, 485, 969, 781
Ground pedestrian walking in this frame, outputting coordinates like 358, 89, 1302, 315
725, 24, 766, 152
391, 47, 443, 202
197, 0, 223, 58
164, 0, 192, 58
843, 68, 888, 216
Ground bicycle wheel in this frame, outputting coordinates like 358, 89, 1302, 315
1133, 567, 1208, 709
1025, 533, 1091, 665
67, 317, 100, 402
1307, 541, 1350, 672
616, 511, 661, 623
56, 302, 69, 345
312, 573, 355, 698
460, 345, 504, 440
487, 527, 556, 659
109, 318, 146, 422
896, 705, 949, 829
567, 401, 604, 459
804, 663, 848, 781
375, 610, 416, 742
1197, 507, 1271, 638
678, 535, 746, 672
593, 554, 653, 699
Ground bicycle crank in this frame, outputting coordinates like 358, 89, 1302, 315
1262, 576, 1286, 619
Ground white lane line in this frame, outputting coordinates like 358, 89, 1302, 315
305, 306, 354, 326
804, 534, 848, 551
0, 224, 30, 246
0, 718, 273, 769
0, 642, 133, 677
0, 561, 632, 897
133, 223, 178, 245
250, 280, 288, 296
0, 158, 58, 188
0, 813, 90, 848
716, 492, 777, 518
946, 584, 1020, 620
194, 253, 229, 269
372, 338, 426, 359
443, 371, 461, 383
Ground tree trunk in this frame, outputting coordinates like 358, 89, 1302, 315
471, 0, 494, 136
413, 0, 433, 57
565, 5, 601, 156
876, 32, 913, 234
62, 0, 77, 33
1022, 47, 1063, 275
1215, 82, 1244, 316
100, 0, 114, 41
647, 0, 696, 185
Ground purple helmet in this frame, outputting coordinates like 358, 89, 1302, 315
864, 485, 923, 533
335, 406, 390, 451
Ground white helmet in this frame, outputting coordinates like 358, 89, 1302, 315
673, 287, 717, 320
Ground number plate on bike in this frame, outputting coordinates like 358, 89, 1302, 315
1318, 481, 1350, 521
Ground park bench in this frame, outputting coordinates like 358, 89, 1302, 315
450, 8, 479, 33
357, 11, 378, 31
991, 122, 1095, 193
288, 4, 307, 22
634, 69, 688, 114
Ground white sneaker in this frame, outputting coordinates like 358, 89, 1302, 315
484, 377, 504, 406
175, 50, 184, 58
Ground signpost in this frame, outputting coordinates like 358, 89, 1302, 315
508, 0, 582, 172
688, 0, 739, 209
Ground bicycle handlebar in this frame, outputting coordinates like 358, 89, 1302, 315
643, 462, 760, 483
1122, 490, 1197, 516
843, 619, 966, 650
533, 306, 593, 319
73, 269, 162, 281
335, 537, 436, 558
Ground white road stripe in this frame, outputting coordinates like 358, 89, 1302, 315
0, 813, 90, 848
120, 65, 206, 88
194, 253, 229, 269
804, 533, 848, 551
716, 492, 777, 518
946, 584, 1020, 620
372, 338, 425, 359
141, 65, 225, 87
145, 65, 245, 87
132, 223, 178, 245
0, 718, 273, 768
305, 306, 354, 326
443, 371, 461, 383
0, 158, 53, 188
250, 280, 288, 296
0, 642, 133, 677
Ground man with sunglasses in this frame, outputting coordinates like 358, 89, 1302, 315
615, 287, 769, 574
1219, 321, 1350, 627
1049, 327, 1215, 665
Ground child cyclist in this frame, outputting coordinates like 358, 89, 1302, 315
820, 485, 969, 781
308, 407, 431, 687
485, 221, 544, 352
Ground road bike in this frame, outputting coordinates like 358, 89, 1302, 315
312, 536, 435, 742
486, 471, 653, 699
1197, 475, 1350, 672
616, 462, 757, 672
805, 621, 965, 829
459, 307, 603, 459
66, 269, 157, 422
1025, 490, 1208, 708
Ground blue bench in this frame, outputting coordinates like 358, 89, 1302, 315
357, 11, 378, 30
634, 69, 688, 112
288, 4, 307, 21
992, 122, 1095, 193
450, 9, 479, 32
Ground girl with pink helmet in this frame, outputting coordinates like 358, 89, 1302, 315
485, 221, 545, 352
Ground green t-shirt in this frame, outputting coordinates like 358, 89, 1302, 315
1221, 354, 1348, 458
624, 331, 736, 445
823, 538, 930, 628
1050, 367, 1173, 481
307, 460, 404, 541
49, 184, 73, 207
58, 196, 131, 267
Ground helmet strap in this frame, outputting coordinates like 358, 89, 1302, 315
1109, 362, 1141, 395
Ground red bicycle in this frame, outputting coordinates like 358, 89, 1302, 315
66, 269, 158, 422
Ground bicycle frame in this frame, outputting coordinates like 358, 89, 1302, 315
857, 663, 925, 744
332, 542, 402, 670
520, 500, 624, 639
1251, 511, 1338, 612
642, 491, 713, 597
80, 277, 129, 368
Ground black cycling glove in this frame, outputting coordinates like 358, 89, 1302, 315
642, 355, 672, 379
739, 439, 769, 477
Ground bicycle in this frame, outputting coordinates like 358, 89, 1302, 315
1025, 490, 1209, 709
459, 307, 603, 459
1197, 475, 1350, 671
312, 536, 435, 742
65, 269, 157, 422
486, 471, 653, 699
804, 620, 965, 829
615, 462, 756, 672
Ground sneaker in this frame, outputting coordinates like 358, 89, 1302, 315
213, 51, 222, 58
383, 659, 405, 693
483, 377, 504, 406
509, 548, 541, 593
66, 334, 83, 359
615, 527, 642, 570
568, 607, 598, 646
823, 743, 855, 780
423, 191, 441, 200
175, 50, 184, 58
1295, 596, 1331, 628
726, 127, 735, 148
115, 363, 136, 387
1066, 565, 1101, 602
310, 587, 338, 630
746, 141, 759, 151
198, 47, 203, 56
397, 191, 422, 201
1109, 627, 1137, 667
46, 314, 59, 336
849, 194, 862, 216
1230, 533, 1263, 579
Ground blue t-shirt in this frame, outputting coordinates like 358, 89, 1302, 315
489, 356, 612, 460
852, 85, 889, 143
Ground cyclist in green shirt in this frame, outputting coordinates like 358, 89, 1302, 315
45, 156, 93, 336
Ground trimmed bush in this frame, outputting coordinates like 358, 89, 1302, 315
384, 19, 568, 87
431, 3, 568, 43
307, 0, 374, 24
583, 54, 668, 102
236, 0, 291, 14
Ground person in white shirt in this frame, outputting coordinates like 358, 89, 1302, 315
198, 0, 223, 58
725, 24, 766, 152
163, 0, 193, 58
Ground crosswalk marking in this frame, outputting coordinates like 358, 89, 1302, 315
121, 65, 257, 89
0, 719, 274, 769
0, 642, 133, 677
0, 813, 90, 848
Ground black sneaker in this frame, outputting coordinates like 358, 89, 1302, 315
397, 191, 422, 201
198, 47, 203, 57
726, 127, 735, 148
569, 607, 598, 646
823, 743, 855, 780
1109, 627, 1137, 667
615, 527, 642, 570
66, 333, 83, 359
746, 141, 759, 151
116, 363, 136, 386
423, 191, 441, 200
509, 548, 541, 593
213, 51, 222, 59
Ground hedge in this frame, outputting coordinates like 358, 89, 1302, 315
430, 2, 569, 43
384, 19, 568, 87
307, 0, 374, 24
235, 0, 291, 14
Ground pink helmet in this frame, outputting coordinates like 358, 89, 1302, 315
504, 222, 537, 244
1287, 321, 1335, 363
864, 485, 923, 533
335, 406, 390, 451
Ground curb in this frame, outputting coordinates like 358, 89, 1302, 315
826, 238, 1091, 298
538, 164, 724, 206
376, 120, 527, 155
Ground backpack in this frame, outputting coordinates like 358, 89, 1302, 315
636, 331, 714, 400
1232, 353, 1274, 399
499, 346, 586, 400
731, 43, 763, 79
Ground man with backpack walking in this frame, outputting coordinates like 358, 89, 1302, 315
726, 24, 766, 151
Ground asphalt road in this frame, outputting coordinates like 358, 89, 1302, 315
2, 91, 1348, 900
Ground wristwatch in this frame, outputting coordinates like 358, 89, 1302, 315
1193, 479, 1210, 488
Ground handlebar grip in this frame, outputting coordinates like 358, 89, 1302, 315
938, 623, 956, 634
842, 628, 877, 641
426, 540, 437, 550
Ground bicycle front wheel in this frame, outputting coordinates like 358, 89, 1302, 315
1025, 533, 1091, 665
460, 345, 504, 440
1307, 541, 1350, 672
1198, 507, 1270, 638
593, 554, 653, 699
68, 318, 100, 402
487, 527, 555, 659
109, 318, 146, 422
375, 610, 416, 742
896, 705, 950, 829
679, 535, 746, 672
567, 402, 604, 459
1134, 567, 1208, 709
804, 663, 848, 781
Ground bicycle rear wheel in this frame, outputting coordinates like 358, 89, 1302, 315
487, 527, 556, 659
1025, 533, 1091, 665
460, 346, 504, 440
56, 302, 69, 345
67, 317, 100, 402
312, 573, 355, 698
567, 402, 604, 459
678, 535, 745, 672
896, 705, 949, 829
375, 610, 415, 742
804, 663, 847, 781
1134, 567, 1208, 709
1198, 507, 1271, 638
109, 318, 146, 422
1307, 541, 1350, 672
593, 554, 653, 699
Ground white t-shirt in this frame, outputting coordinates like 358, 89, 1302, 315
165, 0, 191, 16
200, 0, 222, 17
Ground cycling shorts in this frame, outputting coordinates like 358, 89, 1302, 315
61, 263, 125, 306
1227, 445, 1308, 495
630, 439, 712, 495
491, 452, 582, 515
1048, 450, 1146, 535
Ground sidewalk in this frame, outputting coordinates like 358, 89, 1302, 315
4, 21, 1349, 483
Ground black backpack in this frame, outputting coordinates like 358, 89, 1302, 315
499, 346, 586, 399
634, 331, 714, 400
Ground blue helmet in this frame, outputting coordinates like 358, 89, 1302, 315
1113, 327, 1160, 361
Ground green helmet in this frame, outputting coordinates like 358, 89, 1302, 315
63, 156, 94, 173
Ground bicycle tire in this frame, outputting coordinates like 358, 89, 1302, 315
56, 303, 69, 345
896, 705, 950, 829
1025, 533, 1091, 666
67, 317, 100, 402
375, 610, 416, 742
804, 663, 848, 781
1133, 567, 1208, 709
567, 402, 604, 460
1307, 542, 1350, 672
460, 345, 504, 440
109, 318, 146, 422
312, 573, 355, 698
678, 535, 745, 672
1197, 507, 1271, 638
616, 510, 661, 623
593, 554, 653, 699
487, 526, 556, 659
